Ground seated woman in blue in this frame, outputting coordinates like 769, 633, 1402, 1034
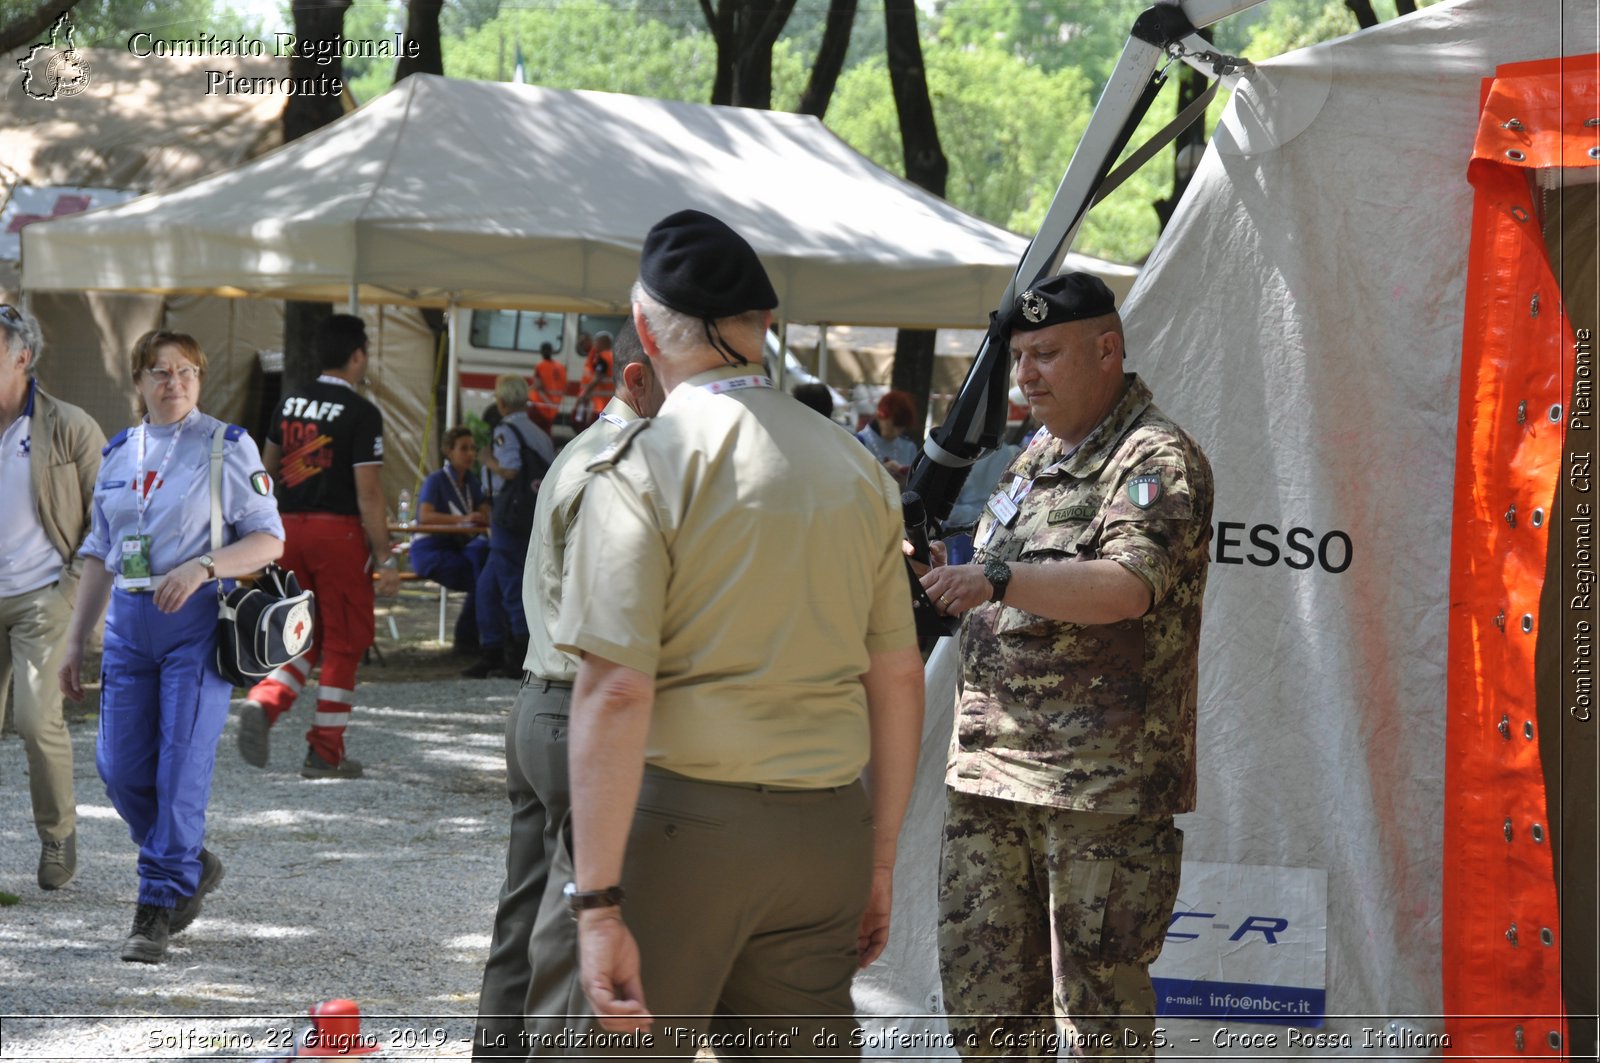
855, 388, 919, 484
408, 426, 491, 651
58, 330, 284, 965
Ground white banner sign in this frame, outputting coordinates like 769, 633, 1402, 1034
1153, 861, 1329, 1026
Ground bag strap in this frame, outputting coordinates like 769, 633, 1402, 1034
209, 425, 226, 552
209, 426, 227, 602
501, 418, 550, 480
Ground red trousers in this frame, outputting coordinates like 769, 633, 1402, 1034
246, 513, 374, 764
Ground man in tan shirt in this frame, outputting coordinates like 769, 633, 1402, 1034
472, 321, 663, 1059
546, 209, 925, 1054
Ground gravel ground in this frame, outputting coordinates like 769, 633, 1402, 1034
0, 590, 526, 1061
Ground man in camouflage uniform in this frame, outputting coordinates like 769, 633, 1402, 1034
920, 272, 1213, 1059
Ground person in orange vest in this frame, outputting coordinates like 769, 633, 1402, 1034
574, 331, 616, 419
528, 343, 566, 427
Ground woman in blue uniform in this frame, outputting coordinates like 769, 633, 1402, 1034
58, 330, 284, 964
408, 426, 490, 652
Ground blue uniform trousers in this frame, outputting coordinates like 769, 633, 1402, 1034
477, 528, 528, 648
96, 589, 231, 908
412, 534, 491, 646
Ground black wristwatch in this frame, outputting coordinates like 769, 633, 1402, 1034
984, 558, 1013, 602
564, 881, 625, 917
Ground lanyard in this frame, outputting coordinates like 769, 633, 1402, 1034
445, 468, 473, 515
134, 419, 188, 533
699, 375, 774, 396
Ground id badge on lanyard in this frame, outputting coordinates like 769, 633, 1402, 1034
123, 420, 187, 586
979, 476, 1034, 552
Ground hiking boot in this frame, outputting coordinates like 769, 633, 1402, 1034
170, 849, 224, 934
121, 903, 171, 964
302, 749, 364, 780
461, 646, 503, 679
237, 700, 270, 768
38, 831, 76, 891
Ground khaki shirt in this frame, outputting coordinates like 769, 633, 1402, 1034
521, 396, 639, 682
951, 374, 1214, 815
556, 365, 916, 788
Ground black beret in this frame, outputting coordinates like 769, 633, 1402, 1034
638, 209, 778, 320
1007, 272, 1117, 333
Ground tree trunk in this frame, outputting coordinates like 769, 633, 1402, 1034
883, 0, 945, 424
1394, 0, 1417, 11
797, 0, 857, 119
1344, 0, 1379, 29
394, 0, 445, 82
281, 0, 353, 390
0, 0, 81, 56
701, 0, 798, 108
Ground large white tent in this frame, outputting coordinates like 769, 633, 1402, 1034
857, 0, 1598, 1057
22, 74, 1027, 329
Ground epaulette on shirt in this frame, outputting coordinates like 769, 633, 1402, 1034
102, 428, 131, 456
585, 419, 650, 473
224, 424, 247, 442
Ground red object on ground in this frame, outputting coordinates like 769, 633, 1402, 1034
297, 999, 381, 1056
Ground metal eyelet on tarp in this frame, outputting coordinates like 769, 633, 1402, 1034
1530, 292, 1540, 317
1504, 817, 1514, 841
1540, 927, 1553, 946
1521, 614, 1534, 633
1524, 720, 1534, 740
1506, 149, 1527, 161
1499, 714, 1512, 738
1531, 822, 1545, 843
1590, 146, 1600, 160
1550, 403, 1563, 422
1506, 922, 1519, 947
1511, 205, 1531, 223
1505, 503, 1517, 527
1503, 118, 1525, 130
1517, 400, 1528, 423
1548, 1032, 1562, 1050
1531, 508, 1545, 527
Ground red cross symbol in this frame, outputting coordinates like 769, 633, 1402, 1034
293, 619, 307, 641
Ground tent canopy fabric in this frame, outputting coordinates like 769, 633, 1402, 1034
22, 75, 1030, 329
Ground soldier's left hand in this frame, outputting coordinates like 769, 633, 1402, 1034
153, 559, 207, 614
919, 563, 992, 617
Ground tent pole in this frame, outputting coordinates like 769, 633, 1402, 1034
818, 324, 829, 389
445, 297, 460, 428
347, 282, 359, 314
775, 317, 788, 388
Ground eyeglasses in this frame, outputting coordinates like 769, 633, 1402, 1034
0, 305, 21, 325
143, 365, 201, 384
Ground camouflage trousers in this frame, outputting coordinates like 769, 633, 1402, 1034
938, 790, 1182, 1060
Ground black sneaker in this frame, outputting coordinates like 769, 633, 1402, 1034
121, 903, 171, 964
302, 749, 364, 780
461, 646, 503, 679
170, 849, 225, 934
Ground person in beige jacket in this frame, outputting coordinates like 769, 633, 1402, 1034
0, 303, 104, 890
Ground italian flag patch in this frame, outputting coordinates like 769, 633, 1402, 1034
250, 471, 273, 496
1126, 473, 1161, 508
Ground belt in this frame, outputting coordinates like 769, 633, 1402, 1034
522, 672, 573, 692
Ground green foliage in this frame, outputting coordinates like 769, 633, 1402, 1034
440, 0, 719, 99
0, 0, 264, 47
828, 48, 1095, 233
342, 0, 403, 102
